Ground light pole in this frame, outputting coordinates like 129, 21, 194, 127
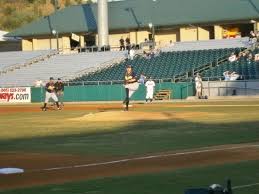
52, 29, 59, 52
149, 22, 155, 49
149, 0, 157, 49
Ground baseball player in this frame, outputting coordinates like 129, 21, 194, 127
123, 65, 139, 111
196, 80, 203, 98
145, 77, 155, 103
41, 77, 61, 111
55, 78, 65, 107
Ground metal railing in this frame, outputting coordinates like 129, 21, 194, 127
64, 77, 177, 86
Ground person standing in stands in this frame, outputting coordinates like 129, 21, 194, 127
55, 78, 65, 107
138, 73, 146, 84
129, 47, 135, 60
126, 37, 131, 51
123, 65, 139, 111
119, 37, 125, 51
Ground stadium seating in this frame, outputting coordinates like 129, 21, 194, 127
203, 49, 259, 80
73, 48, 242, 83
162, 37, 250, 52
0, 50, 51, 70
0, 51, 125, 87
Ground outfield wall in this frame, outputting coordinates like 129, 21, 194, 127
31, 82, 194, 102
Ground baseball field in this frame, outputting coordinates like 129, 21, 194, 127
0, 100, 259, 194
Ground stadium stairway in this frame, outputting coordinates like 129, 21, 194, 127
0, 51, 126, 87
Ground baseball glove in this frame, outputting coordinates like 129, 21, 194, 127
48, 86, 55, 91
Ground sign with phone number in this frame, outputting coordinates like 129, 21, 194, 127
0, 87, 31, 103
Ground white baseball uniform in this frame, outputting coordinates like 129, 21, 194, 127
195, 81, 202, 93
145, 80, 155, 99
124, 82, 139, 98
45, 91, 58, 103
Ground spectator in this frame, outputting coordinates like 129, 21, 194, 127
255, 53, 259, 61
247, 53, 254, 64
129, 47, 135, 60
249, 31, 256, 42
229, 72, 240, 81
126, 37, 131, 51
228, 52, 237, 62
138, 73, 146, 84
223, 71, 231, 81
150, 50, 155, 58
35, 79, 43, 87
119, 37, 125, 51
242, 51, 248, 59
237, 52, 243, 60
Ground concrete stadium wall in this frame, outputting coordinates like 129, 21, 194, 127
202, 81, 259, 96
198, 27, 210, 41
31, 82, 194, 102
180, 27, 198, 42
22, 39, 33, 51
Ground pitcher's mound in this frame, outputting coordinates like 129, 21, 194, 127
69, 111, 208, 122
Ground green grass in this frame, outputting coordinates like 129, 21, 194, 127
0, 101, 259, 157
1, 101, 259, 194
1, 160, 259, 194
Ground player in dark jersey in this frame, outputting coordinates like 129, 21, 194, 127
54, 78, 65, 107
123, 65, 139, 111
41, 77, 60, 111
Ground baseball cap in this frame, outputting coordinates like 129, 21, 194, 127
50, 77, 54, 80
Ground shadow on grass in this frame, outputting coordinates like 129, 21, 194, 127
0, 118, 259, 157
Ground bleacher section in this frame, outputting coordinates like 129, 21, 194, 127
0, 50, 51, 71
0, 51, 125, 87
162, 38, 250, 52
73, 48, 242, 83
203, 49, 259, 80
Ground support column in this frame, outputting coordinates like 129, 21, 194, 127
214, 25, 223, 39
98, 0, 109, 48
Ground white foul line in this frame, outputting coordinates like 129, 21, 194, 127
27, 144, 259, 173
233, 182, 259, 190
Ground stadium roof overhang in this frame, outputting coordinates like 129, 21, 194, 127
5, 0, 259, 38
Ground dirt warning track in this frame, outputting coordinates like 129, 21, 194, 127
0, 144, 259, 190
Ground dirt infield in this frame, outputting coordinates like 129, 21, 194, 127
0, 144, 259, 190
0, 102, 258, 115
0, 104, 123, 114
69, 111, 215, 122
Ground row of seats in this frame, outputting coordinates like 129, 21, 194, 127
0, 50, 51, 70
0, 51, 125, 87
73, 48, 242, 82
203, 49, 259, 80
